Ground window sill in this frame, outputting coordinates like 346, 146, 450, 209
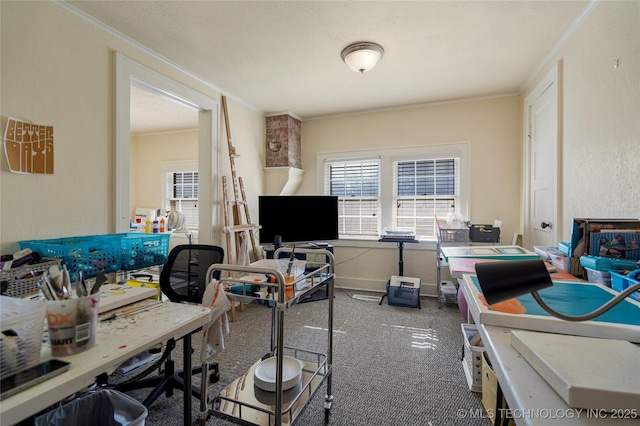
332, 238, 437, 251
170, 231, 199, 239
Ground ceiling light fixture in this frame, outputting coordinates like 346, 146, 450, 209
341, 42, 384, 74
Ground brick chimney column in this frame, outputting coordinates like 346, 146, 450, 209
265, 114, 301, 168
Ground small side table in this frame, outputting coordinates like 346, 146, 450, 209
378, 237, 419, 305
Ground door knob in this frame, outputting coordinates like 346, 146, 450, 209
541, 222, 551, 229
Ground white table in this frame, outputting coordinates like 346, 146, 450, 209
478, 325, 639, 425
1, 301, 212, 426
459, 274, 640, 425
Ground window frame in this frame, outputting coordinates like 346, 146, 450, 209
161, 160, 199, 231
323, 157, 381, 238
317, 142, 470, 244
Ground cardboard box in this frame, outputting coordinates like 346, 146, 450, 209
482, 352, 498, 424
482, 351, 516, 426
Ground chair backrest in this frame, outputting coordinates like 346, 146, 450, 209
160, 244, 224, 303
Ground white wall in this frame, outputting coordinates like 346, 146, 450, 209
523, 0, 640, 242
131, 130, 198, 216
0, 1, 265, 255
300, 96, 523, 294
1, 1, 637, 295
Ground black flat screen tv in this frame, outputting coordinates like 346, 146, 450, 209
258, 196, 339, 245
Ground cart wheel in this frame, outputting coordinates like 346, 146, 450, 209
209, 371, 220, 383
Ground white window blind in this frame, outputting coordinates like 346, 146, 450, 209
324, 158, 380, 237
394, 158, 459, 240
317, 142, 469, 242
165, 170, 199, 230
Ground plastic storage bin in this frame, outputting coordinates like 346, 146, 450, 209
19, 235, 122, 281
438, 227, 470, 243
469, 225, 500, 243
579, 255, 639, 271
609, 270, 640, 301
0, 296, 47, 376
19, 233, 171, 281
386, 279, 420, 308
584, 267, 612, 287
34, 389, 148, 426
0, 258, 61, 298
461, 323, 484, 393
120, 233, 170, 271
440, 281, 457, 303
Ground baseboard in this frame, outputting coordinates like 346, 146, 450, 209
334, 277, 438, 298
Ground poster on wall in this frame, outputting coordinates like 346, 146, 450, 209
3, 117, 54, 174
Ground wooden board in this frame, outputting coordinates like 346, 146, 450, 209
448, 257, 581, 281
98, 285, 158, 313
510, 329, 640, 411
440, 245, 539, 261
461, 274, 640, 343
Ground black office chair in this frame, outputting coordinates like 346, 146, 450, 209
112, 244, 225, 407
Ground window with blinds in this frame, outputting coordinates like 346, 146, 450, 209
394, 158, 459, 240
167, 171, 198, 229
324, 159, 380, 237
317, 142, 468, 242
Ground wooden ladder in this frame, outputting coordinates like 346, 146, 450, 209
221, 95, 261, 321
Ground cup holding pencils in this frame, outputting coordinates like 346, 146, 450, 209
277, 257, 299, 300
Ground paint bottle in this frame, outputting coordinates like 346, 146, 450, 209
160, 218, 165, 233
145, 220, 151, 233
152, 220, 159, 233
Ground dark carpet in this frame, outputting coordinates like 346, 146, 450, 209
120, 287, 489, 426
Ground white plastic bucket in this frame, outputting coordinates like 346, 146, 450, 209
46, 292, 100, 356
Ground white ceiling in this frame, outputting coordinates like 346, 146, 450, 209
65, 0, 592, 134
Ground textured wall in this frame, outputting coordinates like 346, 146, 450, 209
0, 2, 265, 253
265, 115, 301, 168
559, 1, 639, 240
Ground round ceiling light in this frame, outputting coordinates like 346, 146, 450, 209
340, 42, 384, 74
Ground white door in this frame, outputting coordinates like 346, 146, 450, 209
525, 65, 559, 249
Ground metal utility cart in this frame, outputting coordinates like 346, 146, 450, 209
436, 225, 470, 308
436, 223, 501, 308
202, 247, 335, 426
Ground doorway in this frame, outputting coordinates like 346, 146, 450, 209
115, 53, 220, 245
524, 63, 561, 249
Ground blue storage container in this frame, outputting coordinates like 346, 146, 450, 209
558, 241, 571, 256
20, 235, 122, 281
120, 233, 170, 271
609, 270, 640, 301
386, 279, 421, 308
579, 255, 639, 271
20, 233, 170, 281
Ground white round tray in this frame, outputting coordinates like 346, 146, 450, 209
254, 381, 302, 406
253, 356, 302, 391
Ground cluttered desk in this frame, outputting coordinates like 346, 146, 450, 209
458, 259, 640, 425
0, 287, 212, 426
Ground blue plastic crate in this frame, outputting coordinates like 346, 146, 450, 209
609, 270, 640, 301
20, 235, 122, 281
120, 233, 170, 271
386, 279, 421, 308
19, 233, 171, 281
579, 255, 639, 271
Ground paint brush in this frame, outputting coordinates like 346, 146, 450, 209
285, 245, 296, 276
